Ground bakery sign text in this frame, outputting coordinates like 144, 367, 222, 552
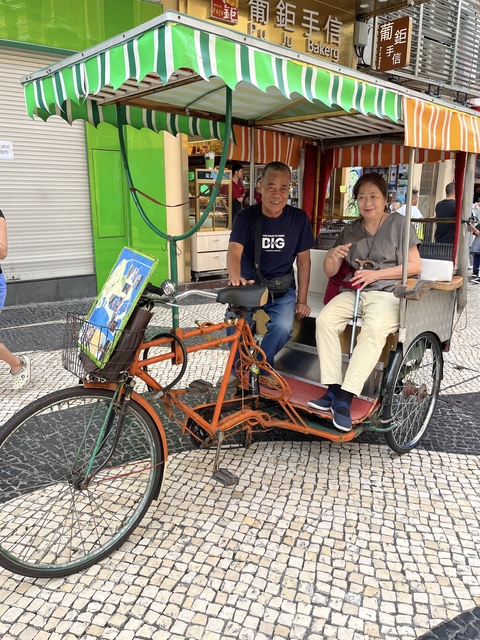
247, 0, 342, 61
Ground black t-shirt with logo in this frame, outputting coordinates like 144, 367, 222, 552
229, 204, 314, 280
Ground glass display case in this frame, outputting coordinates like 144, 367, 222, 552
189, 169, 232, 231
189, 169, 232, 281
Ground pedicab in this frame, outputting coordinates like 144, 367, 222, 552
0, 11, 478, 577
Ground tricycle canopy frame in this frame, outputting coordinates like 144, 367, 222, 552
21, 10, 479, 317
22, 11, 480, 153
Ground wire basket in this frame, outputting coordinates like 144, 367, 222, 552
62, 310, 151, 382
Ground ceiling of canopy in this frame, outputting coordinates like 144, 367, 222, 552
21, 11, 480, 153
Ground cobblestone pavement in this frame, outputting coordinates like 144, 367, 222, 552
0, 281, 480, 639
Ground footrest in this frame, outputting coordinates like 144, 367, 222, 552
189, 379, 214, 393
212, 468, 239, 486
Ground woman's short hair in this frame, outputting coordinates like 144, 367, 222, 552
352, 172, 388, 200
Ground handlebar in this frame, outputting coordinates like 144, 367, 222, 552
142, 282, 219, 305
144, 282, 167, 297
175, 289, 218, 301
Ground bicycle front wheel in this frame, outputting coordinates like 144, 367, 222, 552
0, 386, 165, 578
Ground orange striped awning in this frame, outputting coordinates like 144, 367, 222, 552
403, 96, 480, 153
227, 125, 304, 167
332, 143, 455, 168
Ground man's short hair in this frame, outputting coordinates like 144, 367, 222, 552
412, 188, 419, 196
261, 162, 291, 179
231, 163, 243, 174
446, 182, 455, 197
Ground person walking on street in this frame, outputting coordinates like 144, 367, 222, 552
0, 210, 31, 389
227, 161, 314, 369
469, 216, 480, 283
434, 182, 456, 244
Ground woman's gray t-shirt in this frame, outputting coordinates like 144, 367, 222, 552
334, 212, 420, 292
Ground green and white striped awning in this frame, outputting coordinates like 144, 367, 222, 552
22, 12, 405, 144
33, 99, 228, 140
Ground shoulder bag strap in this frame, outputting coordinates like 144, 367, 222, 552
254, 205, 262, 283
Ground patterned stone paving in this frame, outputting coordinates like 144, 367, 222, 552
0, 283, 479, 639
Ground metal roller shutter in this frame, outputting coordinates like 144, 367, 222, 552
0, 47, 93, 282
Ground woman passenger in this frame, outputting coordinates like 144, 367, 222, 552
308, 172, 421, 432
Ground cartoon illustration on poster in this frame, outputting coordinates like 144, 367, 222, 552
79, 247, 158, 367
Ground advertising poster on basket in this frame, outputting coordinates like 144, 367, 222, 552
80, 247, 158, 367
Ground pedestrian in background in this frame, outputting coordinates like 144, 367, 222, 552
469, 216, 480, 283
0, 210, 31, 389
389, 201, 401, 213
397, 189, 424, 238
253, 178, 263, 204
230, 163, 245, 221
434, 182, 456, 244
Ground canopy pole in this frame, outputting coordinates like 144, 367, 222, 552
312, 145, 321, 236
116, 89, 233, 328
398, 146, 415, 344
250, 127, 255, 205
457, 152, 476, 315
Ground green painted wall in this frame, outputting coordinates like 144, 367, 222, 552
0, 0, 162, 51
86, 123, 168, 290
1, 0, 169, 293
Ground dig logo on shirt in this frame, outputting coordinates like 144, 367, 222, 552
262, 236, 285, 251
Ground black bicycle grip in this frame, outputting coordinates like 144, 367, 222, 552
144, 282, 167, 296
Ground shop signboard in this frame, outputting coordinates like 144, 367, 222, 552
375, 16, 412, 72
191, 0, 354, 66
211, 0, 238, 24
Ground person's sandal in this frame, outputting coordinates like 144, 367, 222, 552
11, 355, 31, 390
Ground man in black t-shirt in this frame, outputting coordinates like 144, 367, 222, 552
434, 182, 456, 244
227, 162, 314, 367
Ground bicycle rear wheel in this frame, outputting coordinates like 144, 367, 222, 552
0, 386, 165, 578
383, 333, 443, 454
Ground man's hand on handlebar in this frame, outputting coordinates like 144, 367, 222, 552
228, 277, 255, 287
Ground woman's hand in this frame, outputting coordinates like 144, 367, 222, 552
328, 243, 352, 262
349, 268, 379, 290
323, 243, 352, 277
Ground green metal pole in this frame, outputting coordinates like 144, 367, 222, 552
169, 238, 180, 328
116, 89, 233, 328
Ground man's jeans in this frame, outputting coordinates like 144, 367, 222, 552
228, 286, 296, 369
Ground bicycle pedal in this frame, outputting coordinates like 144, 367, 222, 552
216, 374, 238, 388
212, 468, 239, 486
188, 379, 214, 393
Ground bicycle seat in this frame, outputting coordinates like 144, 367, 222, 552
216, 284, 269, 308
